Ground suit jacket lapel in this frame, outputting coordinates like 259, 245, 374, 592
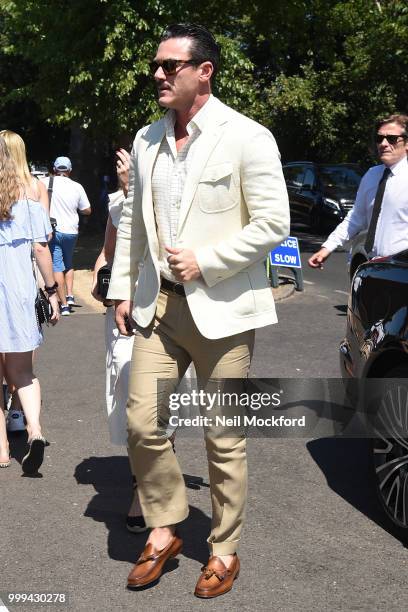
141, 118, 165, 256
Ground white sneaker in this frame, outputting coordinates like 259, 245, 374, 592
6, 409, 26, 432
60, 305, 70, 316
66, 295, 76, 306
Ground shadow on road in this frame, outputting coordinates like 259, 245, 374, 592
334, 304, 348, 316
307, 437, 407, 547
74, 456, 211, 565
8, 430, 29, 464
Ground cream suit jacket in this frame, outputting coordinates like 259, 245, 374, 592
108, 97, 290, 339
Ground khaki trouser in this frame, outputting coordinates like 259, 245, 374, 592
127, 288, 254, 555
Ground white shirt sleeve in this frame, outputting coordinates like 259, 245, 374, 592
77, 184, 91, 211
108, 190, 125, 228
322, 171, 369, 252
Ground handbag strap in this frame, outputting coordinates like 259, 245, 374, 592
47, 175, 54, 204
25, 196, 40, 290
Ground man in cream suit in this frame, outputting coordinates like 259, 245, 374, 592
108, 23, 290, 598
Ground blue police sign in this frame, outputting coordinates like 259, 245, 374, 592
269, 236, 302, 269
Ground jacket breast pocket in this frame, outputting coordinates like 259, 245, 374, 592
197, 162, 238, 213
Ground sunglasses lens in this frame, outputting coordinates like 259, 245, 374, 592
162, 60, 178, 74
150, 59, 179, 75
149, 61, 159, 74
376, 134, 401, 145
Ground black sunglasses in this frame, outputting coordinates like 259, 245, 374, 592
149, 58, 198, 76
375, 133, 407, 145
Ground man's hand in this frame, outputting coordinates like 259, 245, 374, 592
166, 246, 202, 282
308, 247, 331, 269
116, 148, 130, 197
114, 299, 135, 336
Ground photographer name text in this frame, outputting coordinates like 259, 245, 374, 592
169, 415, 306, 428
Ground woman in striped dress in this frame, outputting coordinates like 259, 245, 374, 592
0, 137, 59, 473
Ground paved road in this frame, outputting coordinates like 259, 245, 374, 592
253, 224, 351, 378
2, 228, 408, 612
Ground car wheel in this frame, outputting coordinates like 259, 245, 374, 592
369, 365, 408, 542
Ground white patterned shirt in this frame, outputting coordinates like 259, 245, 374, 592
151, 94, 216, 281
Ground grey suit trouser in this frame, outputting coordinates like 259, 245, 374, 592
127, 288, 254, 555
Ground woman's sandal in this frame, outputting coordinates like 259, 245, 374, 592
0, 453, 11, 468
22, 436, 46, 474
126, 514, 148, 533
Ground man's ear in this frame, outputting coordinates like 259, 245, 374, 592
199, 61, 213, 83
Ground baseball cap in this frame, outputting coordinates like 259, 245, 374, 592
54, 156, 72, 171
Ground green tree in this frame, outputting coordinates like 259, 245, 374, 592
2, 0, 408, 169
246, 0, 408, 163
2, 0, 258, 138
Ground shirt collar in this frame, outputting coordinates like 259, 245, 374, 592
164, 94, 216, 137
387, 155, 408, 176
164, 110, 176, 140
187, 94, 215, 134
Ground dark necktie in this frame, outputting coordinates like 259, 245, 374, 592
364, 167, 392, 255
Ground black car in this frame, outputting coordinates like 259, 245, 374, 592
340, 249, 408, 541
283, 162, 364, 231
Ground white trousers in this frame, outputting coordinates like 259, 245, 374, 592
104, 306, 195, 445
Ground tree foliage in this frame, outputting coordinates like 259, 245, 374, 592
1, 0, 408, 164
252, 0, 408, 163
1, 0, 257, 138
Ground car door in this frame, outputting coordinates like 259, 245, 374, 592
283, 164, 305, 221
295, 166, 317, 222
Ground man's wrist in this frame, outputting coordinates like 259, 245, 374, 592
320, 241, 335, 254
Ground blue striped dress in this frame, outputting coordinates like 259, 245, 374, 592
0, 199, 51, 352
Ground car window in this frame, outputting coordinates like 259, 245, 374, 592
319, 166, 363, 189
302, 168, 315, 190
283, 166, 305, 190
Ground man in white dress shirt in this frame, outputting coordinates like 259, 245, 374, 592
308, 114, 408, 268
108, 23, 289, 598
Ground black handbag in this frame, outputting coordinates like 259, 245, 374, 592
26, 198, 53, 328
97, 265, 111, 299
35, 287, 52, 326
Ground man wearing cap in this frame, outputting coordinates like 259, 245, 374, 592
42, 157, 91, 315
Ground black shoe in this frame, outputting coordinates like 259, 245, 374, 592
22, 437, 46, 474
126, 515, 148, 533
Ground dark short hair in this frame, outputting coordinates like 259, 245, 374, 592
160, 23, 220, 81
375, 113, 408, 136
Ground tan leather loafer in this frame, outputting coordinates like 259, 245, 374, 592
127, 534, 183, 588
194, 554, 240, 598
